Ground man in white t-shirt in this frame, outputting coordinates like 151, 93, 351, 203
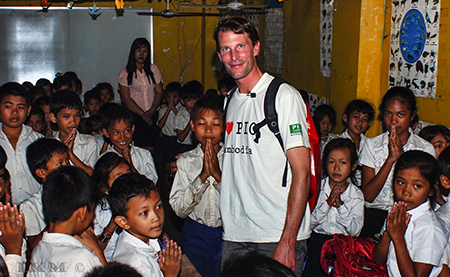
214, 16, 311, 276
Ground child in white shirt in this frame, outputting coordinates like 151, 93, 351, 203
170, 96, 224, 277
373, 150, 447, 277
304, 138, 364, 276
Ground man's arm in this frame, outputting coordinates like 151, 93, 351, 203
271, 146, 310, 272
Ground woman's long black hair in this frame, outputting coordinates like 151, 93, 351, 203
125, 37, 156, 86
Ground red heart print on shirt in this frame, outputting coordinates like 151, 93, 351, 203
226, 122, 233, 135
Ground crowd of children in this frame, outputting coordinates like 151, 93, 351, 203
0, 70, 450, 277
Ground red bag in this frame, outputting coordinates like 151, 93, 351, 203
305, 103, 321, 209
320, 234, 388, 277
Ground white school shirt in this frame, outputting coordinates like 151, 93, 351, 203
93, 199, 118, 262
28, 232, 102, 277
221, 73, 311, 243
0, 124, 43, 205
311, 177, 364, 236
103, 144, 158, 183
320, 133, 339, 154
359, 129, 435, 210
174, 108, 194, 145
158, 103, 184, 137
1, 239, 27, 277
20, 187, 46, 236
112, 230, 163, 277
169, 143, 223, 228
340, 129, 367, 187
94, 133, 105, 152
382, 201, 447, 277
54, 131, 99, 167
435, 201, 450, 266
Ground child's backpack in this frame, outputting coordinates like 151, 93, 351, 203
224, 77, 321, 208
321, 234, 388, 277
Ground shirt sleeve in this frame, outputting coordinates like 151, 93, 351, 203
335, 187, 365, 236
359, 138, 375, 168
151, 64, 163, 84
174, 111, 189, 131
144, 152, 158, 184
410, 221, 447, 266
5, 254, 25, 277
84, 137, 100, 167
118, 67, 129, 87
310, 187, 331, 230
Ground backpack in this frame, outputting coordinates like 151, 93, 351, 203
224, 77, 321, 208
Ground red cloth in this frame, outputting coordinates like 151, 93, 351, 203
306, 105, 321, 209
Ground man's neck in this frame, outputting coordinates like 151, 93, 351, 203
236, 67, 264, 94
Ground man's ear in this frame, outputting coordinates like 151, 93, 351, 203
217, 52, 223, 62
35, 168, 48, 181
49, 113, 57, 124
102, 128, 110, 139
440, 175, 450, 189
114, 216, 130, 230
253, 41, 261, 57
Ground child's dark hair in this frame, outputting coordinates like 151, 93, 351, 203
165, 82, 182, 94
85, 262, 143, 277
394, 150, 439, 205
419, 125, 450, 143
220, 251, 295, 277
26, 138, 69, 184
78, 115, 102, 135
181, 80, 203, 100
108, 173, 157, 217
42, 166, 98, 224
378, 86, 417, 123
0, 82, 31, 105
343, 99, 375, 126
27, 106, 45, 122
84, 89, 101, 105
93, 152, 131, 196
313, 104, 336, 137
0, 145, 6, 170
101, 105, 133, 130
322, 138, 358, 185
438, 147, 450, 196
190, 95, 224, 121
94, 82, 114, 101
217, 77, 236, 92
35, 96, 50, 108
53, 76, 72, 91
50, 89, 83, 116
35, 78, 52, 89
29, 86, 46, 104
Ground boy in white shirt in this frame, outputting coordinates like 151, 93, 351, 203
50, 90, 99, 175
101, 105, 158, 183
28, 166, 106, 276
174, 80, 202, 154
170, 96, 224, 277
108, 173, 181, 277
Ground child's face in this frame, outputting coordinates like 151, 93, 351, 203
26, 114, 45, 134
319, 115, 333, 137
99, 89, 112, 104
344, 111, 370, 136
326, 148, 356, 186
0, 167, 11, 205
40, 104, 51, 122
181, 98, 198, 112
43, 85, 52, 97
430, 134, 450, 158
0, 95, 31, 129
85, 99, 100, 116
103, 120, 135, 153
166, 91, 180, 106
191, 109, 223, 150
50, 108, 81, 136
37, 152, 70, 181
394, 167, 432, 210
383, 99, 414, 137
122, 191, 164, 243
107, 163, 131, 189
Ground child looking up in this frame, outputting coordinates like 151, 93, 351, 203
29, 166, 106, 276
26, 106, 46, 135
373, 150, 447, 277
109, 173, 182, 277
101, 105, 158, 183
359, 87, 435, 239
418, 125, 450, 158
169, 96, 224, 277
50, 90, 99, 175
92, 152, 131, 261
84, 89, 101, 117
304, 138, 364, 276
0, 82, 43, 205
313, 104, 338, 153
157, 82, 182, 173
175, 80, 203, 154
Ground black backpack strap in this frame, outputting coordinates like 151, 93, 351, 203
252, 77, 290, 187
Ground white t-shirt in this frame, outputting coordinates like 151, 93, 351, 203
169, 143, 223, 228
174, 108, 194, 145
54, 131, 99, 168
221, 73, 311, 243
158, 103, 184, 137
103, 144, 158, 183
382, 201, 447, 277
359, 129, 435, 210
311, 177, 364, 236
0, 124, 43, 204
28, 232, 102, 277
112, 230, 163, 277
